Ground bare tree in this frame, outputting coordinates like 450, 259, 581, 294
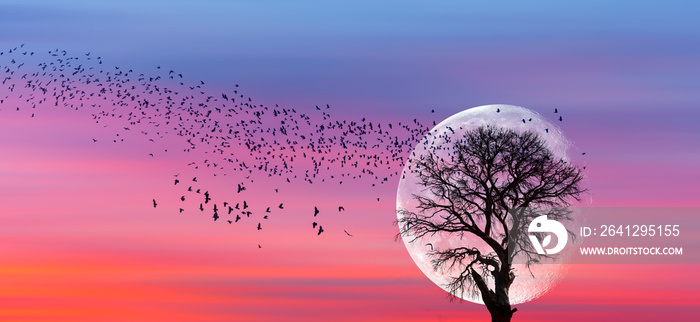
397, 125, 585, 322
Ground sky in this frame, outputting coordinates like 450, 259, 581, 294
1, 1, 699, 321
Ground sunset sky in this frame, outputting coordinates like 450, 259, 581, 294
1, 1, 699, 321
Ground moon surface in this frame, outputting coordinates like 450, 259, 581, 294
396, 104, 572, 305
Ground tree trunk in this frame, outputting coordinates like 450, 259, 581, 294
485, 304, 516, 322
471, 268, 517, 322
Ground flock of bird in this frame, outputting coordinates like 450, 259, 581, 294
1, 45, 581, 248
0, 44, 441, 246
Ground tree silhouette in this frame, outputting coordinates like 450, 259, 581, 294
397, 125, 585, 322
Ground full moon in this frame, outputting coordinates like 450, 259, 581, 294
396, 104, 573, 305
